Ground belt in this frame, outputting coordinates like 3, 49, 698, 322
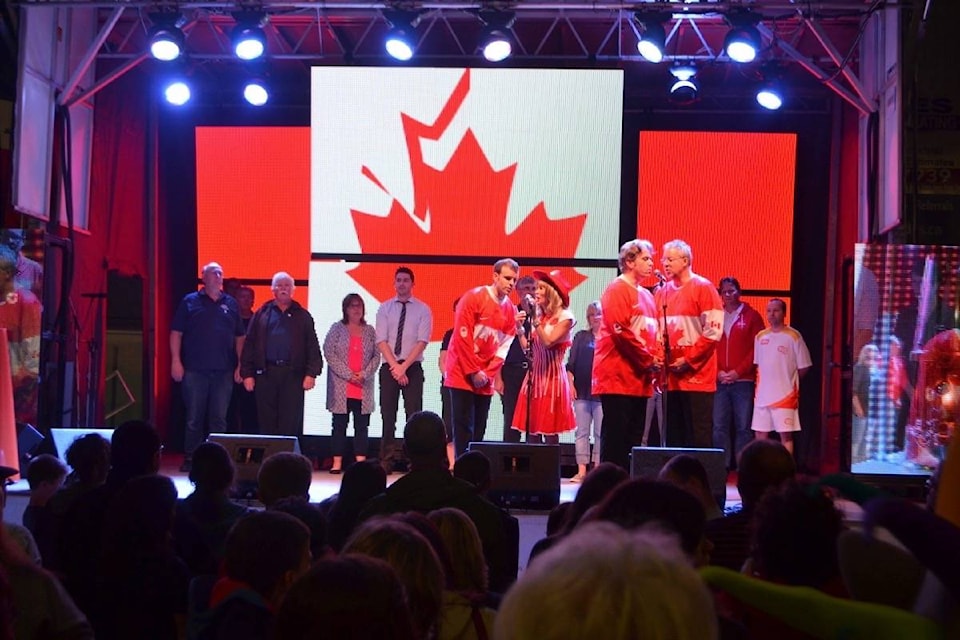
504, 361, 528, 369
268, 360, 290, 367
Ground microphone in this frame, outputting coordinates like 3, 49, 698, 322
654, 270, 666, 283
523, 294, 536, 313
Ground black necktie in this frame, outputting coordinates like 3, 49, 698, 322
394, 301, 408, 357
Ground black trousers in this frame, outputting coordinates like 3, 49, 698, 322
664, 390, 714, 448
501, 363, 528, 443
379, 361, 424, 465
449, 387, 492, 457
254, 365, 305, 436
599, 394, 648, 471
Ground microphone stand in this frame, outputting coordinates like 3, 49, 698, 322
523, 305, 535, 443
660, 300, 671, 448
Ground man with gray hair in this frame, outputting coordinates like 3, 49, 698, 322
171, 262, 245, 470
241, 272, 323, 437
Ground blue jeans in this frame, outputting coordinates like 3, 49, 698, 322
181, 369, 234, 458
574, 399, 603, 466
712, 381, 755, 468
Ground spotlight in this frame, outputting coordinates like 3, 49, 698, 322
243, 80, 269, 106
723, 13, 761, 63
232, 12, 267, 60
385, 28, 415, 61
633, 14, 669, 64
756, 81, 784, 110
382, 10, 422, 61
669, 65, 698, 104
478, 10, 516, 62
148, 13, 185, 61
163, 79, 191, 106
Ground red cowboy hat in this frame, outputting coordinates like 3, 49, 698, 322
531, 269, 572, 308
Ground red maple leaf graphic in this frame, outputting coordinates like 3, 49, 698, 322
348, 69, 587, 340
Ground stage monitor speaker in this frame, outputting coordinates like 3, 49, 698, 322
467, 442, 560, 510
16, 423, 44, 466
631, 446, 728, 509
207, 433, 301, 499
49, 428, 115, 474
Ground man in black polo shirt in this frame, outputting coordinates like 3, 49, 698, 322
171, 262, 245, 471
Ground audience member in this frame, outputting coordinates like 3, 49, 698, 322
544, 502, 573, 538
344, 518, 445, 640
706, 439, 795, 571
325, 460, 387, 552
0, 466, 40, 565
270, 497, 329, 561
273, 555, 415, 640
57, 421, 162, 614
177, 442, 250, 564
452, 450, 492, 494
588, 479, 712, 567
0, 501, 93, 639
256, 452, 313, 508
360, 411, 518, 593
97, 475, 190, 640
658, 453, 724, 520
195, 511, 311, 640
495, 522, 718, 640
21, 454, 66, 565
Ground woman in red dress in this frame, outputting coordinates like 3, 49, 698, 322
510, 270, 576, 443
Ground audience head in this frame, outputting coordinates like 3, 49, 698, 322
453, 450, 492, 494
337, 459, 387, 505
223, 511, 311, 607
257, 452, 313, 507
271, 496, 329, 560
736, 440, 797, 511
25, 454, 67, 500
403, 411, 448, 471
394, 512, 455, 589
658, 454, 720, 514
561, 462, 629, 534
751, 480, 844, 589
428, 507, 488, 594
274, 555, 415, 640
495, 522, 718, 640
546, 502, 573, 537
188, 441, 235, 494
109, 420, 162, 481
344, 517, 444, 640
589, 479, 710, 566
64, 432, 110, 486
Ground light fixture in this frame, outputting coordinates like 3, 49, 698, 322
148, 13, 186, 61
669, 65, 698, 104
634, 13, 669, 64
162, 79, 191, 106
756, 83, 783, 110
478, 10, 516, 62
232, 12, 268, 61
243, 80, 269, 106
382, 10, 422, 61
723, 13, 762, 64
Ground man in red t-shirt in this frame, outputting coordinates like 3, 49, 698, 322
655, 239, 723, 448
592, 239, 662, 470
445, 259, 522, 456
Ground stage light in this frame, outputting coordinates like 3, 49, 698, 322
669, 65, 698, 104
724, 13, 762, 63
382, 9, 422, 61
385, 29, 415, 60
756, 83, 783, 110
232, 12, 268, 60
478, 10, 516, 62
148, 13, 185, 61
243, 80, 269, 106
634, 14, 668, 64
163, 79, 191, 106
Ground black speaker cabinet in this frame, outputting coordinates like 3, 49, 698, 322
467, 442, 560, 510
631, 446, 728, 509
208, 433, 302, 498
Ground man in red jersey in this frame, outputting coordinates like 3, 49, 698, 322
656, 239, 723, 448
592, 240, 662, 470
445, 259, 523, 456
